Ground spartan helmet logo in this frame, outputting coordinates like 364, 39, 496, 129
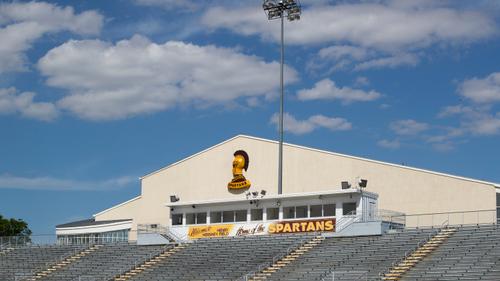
228, 150, 251, 190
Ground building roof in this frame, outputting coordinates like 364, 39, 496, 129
142, 134, 500, 187
56, 218, 131, 228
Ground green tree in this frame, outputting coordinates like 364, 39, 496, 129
0, 215, 32, 237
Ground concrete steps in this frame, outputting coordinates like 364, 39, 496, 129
382, 228, 457, 281
26, 244, 103, 281
248, 236, 325, 281
113, 244, 187, 281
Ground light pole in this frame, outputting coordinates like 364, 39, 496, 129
263, 0, 301, 195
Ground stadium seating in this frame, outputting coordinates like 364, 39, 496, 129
34, 244, 168, 281
125, 234, 314, 281
0, 225, 498, 281
264, 228, 438, 281
0, 244, 88, 281
401, 224, 500, 281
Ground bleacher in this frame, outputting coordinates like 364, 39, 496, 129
401, 224, 500, 281
38, 244, 168, 281
0, 244, 87, 280
126, 234, 314, 281
266, 228, 438, 281
0, 225, 499, 281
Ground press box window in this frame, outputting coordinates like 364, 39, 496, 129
267, 207, 279, 220
210, 211, 222, 223
251, 209, 263, 221
324, 204, 336, 217
186, 212, 206, 224
196, 212, 207, 224
223, 211, 235, 222
310, 205, 322, 217
296, 206, 308, 218
235, 210, 247, 222
186, 213, 196, 225
283, 207, 295, 219
172, 214, 183, 225
343, 203, 357, 215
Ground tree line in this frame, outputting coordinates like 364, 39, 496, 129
0, 214, 32, 237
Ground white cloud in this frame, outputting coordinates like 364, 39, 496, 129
297, 79, 381, 104
377, 139, 400, 149
354, 76, 370, 87
318, 45, 370, 61
202, 3, 496, 51
270, 112, 351, 135
133, 0, 198, 10
0, 174, 137, 191
390, 119, 429, 135
204, 2, 495, 72
0, 87, 58, 121
438, 105, 475, 118
0, 1, 103, 73
466, 113, 500, 135
458, 72, 500, 104
354, 53, 419, 70
38, 35, 298, 120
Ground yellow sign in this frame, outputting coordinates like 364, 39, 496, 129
268, 219, 335, 234
188, 224, 234, 239
228, 150, 251, 190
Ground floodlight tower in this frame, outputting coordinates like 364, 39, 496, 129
262, 0, 301, 195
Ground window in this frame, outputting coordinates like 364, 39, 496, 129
324, 204, 336, 217
210, 211, 222, 223
172, 214, 183, 225
267, 207, 279, 220
251, 209, 263, 221
196, 212, 207, 224
235, 210, 247, 222
223, 211, 235, 222
310, 205, 322, 217
343, 203, 357, 215
186, 213, 196, 224
296, 206, 308, 218
186, 212, 206, 224
283, 207, 295, 219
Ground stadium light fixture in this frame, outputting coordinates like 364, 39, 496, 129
262, 0, 301, 196
359, 179, 368, 188
341, 181, 351, 190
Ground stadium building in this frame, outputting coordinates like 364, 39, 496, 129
56, 135, 500, 243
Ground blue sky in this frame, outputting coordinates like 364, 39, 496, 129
1, 0, 500, 237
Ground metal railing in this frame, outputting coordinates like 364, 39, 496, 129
389, 209, 497, 229
0, 234, 132, 248
137, 224, 189, 242
335, 211, 360, 232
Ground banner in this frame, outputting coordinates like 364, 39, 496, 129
268, 219, 335, 234
185, 218, 336, 239
188, 224, 234, 239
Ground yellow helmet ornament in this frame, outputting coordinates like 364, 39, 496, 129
228, 150, 251, 190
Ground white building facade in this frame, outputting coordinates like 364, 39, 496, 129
56, 135, 500, 242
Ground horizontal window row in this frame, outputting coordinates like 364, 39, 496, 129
172, 203, 357, 226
